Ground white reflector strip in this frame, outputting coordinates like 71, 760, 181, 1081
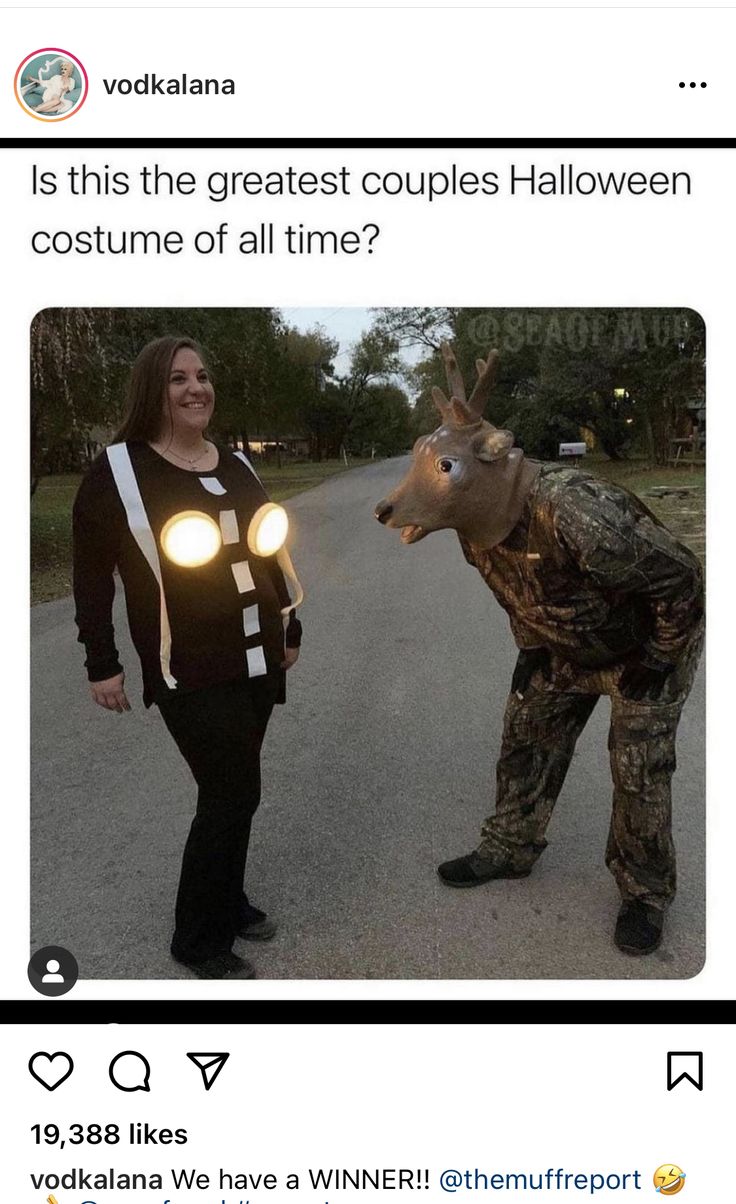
219, 510, 239, 544
247, 645, 268, 677
231, 561, 255, 593
242, 604, 260, 638
200, 477, 227, 496
106, 444, 177, 690
234, 449, 264, 485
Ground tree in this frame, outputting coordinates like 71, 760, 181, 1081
327, 328, 404, 456
399, 308, 550, 443
345, 328, 402, 398
397, 308, 705, 462
30, 307, 123, 492
303, 382, 349, 460
609, 309, 704, 464
347, 383, 412, 456
29, 307, 329, 485
194, 307, 285, 444
281, 325, 340, 460
537, 309, 705, 462
503, 402, 581, 460
369, 306, 455, 351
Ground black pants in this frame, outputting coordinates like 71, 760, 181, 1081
158, 673, 280, 964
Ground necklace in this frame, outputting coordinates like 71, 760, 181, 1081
158, 442, 212, 468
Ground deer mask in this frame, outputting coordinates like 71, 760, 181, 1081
375, 343, 539, 550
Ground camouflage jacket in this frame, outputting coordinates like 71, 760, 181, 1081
459, 464, 704, 669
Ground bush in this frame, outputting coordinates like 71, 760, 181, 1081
506, 404, 581, 461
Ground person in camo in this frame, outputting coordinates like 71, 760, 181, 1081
374, 343, 703, 955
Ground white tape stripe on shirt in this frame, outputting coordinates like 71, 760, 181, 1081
234, 448, 264, 485
231, 561, 255, 593
200, 477, 227, 496
242, 604, 260, 638
219, 510, 239, 545
246, 645, 268, 678
106, 443, 177, 690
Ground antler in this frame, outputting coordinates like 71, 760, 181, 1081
433, 342, 499, 425
441, 342, 467, 403
468, 350, 499, 414
431, 385, 453, 423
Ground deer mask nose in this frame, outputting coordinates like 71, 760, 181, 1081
374, 501, 393, 524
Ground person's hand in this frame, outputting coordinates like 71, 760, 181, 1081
619, 661, 673, 702
511, 647, 552, 699
90, 672, 131, 713
281, 647, 300, 671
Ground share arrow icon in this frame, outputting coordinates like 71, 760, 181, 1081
186, 1052, 230, 1091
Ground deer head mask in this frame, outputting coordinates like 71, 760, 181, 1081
375, 343, 539, 549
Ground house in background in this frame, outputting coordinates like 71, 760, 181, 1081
236, 433, 311, 461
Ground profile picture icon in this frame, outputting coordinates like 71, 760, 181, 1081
15, 48, 88, 121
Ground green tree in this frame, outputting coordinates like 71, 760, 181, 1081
537, 309, 704, 462
30, 307, 124, 491
368, 306, 455, 351
281, 324, 340, 460
347, 383, 412, 456
29, 307, 312, 483
397, 308, 705, 462
322, 328, 404, 457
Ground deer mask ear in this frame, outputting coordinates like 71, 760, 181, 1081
472, 428, 515, 462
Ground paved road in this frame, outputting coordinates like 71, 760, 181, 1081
31, 458, 705, 981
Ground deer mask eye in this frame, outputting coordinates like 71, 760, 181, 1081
437, 457, 456, 474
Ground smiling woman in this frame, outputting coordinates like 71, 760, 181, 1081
71, 335, 303, 980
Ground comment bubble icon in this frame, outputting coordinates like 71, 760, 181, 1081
109, 1050, 151, 1092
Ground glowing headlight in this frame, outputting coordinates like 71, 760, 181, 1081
160, 511, 223, 567
247, 503, 289, 556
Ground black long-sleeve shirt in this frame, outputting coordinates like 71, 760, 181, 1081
73, 442, 302, 706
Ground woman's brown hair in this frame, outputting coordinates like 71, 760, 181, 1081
112, 336, 208, 444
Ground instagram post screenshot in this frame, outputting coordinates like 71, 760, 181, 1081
5, 1021, 734, 1203
2, 7, 734, 1204
0, 8, 733, 1005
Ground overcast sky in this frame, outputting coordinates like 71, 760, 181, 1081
280, 306, 373, 371
279, 306, 423, 380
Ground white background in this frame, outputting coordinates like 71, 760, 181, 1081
1, 10, 733, 1001
0, 9, 735, 139
8, 1023, 730, 1203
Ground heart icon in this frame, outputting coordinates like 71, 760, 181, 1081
29, 1052, 74, 1091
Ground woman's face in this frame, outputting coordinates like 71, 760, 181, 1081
60, 62, 74, 79
164, 348, 215, 439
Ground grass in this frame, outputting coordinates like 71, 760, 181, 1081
257, 458, 373, 502
30, 458, 374, 605
31, 474, 82, 604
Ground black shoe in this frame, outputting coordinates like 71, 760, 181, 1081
437, 850, 532, 888
614, 900, 664, 955
175, 951, 256, 979
237, 903, 278, 942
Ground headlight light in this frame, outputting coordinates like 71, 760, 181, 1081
160, 511, 223, 567
247, 502, 289, 556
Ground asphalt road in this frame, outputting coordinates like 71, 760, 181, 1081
31, 458, 705, 981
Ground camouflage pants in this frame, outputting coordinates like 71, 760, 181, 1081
478, 625, 704, 910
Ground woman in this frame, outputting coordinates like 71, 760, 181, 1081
28, 59, 76, 114
72, 336, 302, 979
